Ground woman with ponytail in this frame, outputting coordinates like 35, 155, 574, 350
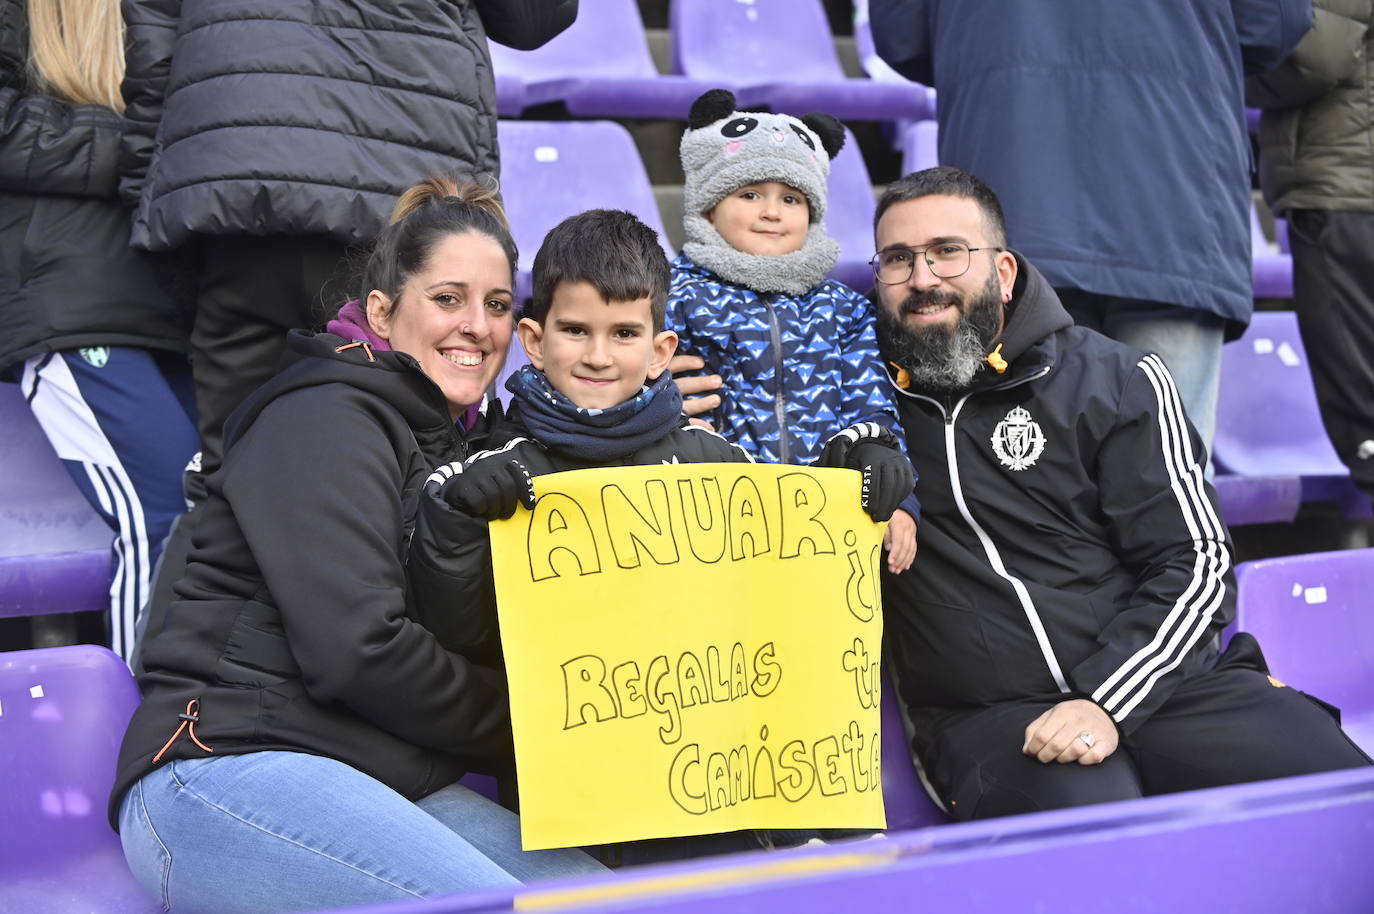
110, 178, 604, 913
0, 0, 198, 662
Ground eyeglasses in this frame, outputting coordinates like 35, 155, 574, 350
869, 242, 1003, 284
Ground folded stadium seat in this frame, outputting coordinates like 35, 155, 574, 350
492, 120, 674, 396
669, 0, 934, 121
826, 128, 879, 294
851, 0, 937, 120
1229, 549, 1374, 753
495, 73, 527, 117
1213, 311, 1370, 518
488, 0, 717, 118
1210, 474, 1303, 526
880, 672, 949, 831
1252, 203, 1294, 299
0, 384, 111, 621
0, 644, 158, 913
898, 119, 939, 175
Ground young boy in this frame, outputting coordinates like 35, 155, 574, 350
669, 89, 920, 573
406, 208, 914, 863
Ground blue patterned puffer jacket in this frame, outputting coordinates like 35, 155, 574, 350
668, 254, 905, 466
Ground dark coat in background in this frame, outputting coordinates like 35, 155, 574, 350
1248, 0, 1373, 213
119, 0, 576, 252
0, 0, 187, 373
870, 0, 1312, 338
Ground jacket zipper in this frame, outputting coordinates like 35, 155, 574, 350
902, 366, 1070, 693
763, 295, 791, 464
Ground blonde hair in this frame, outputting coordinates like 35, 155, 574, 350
26, 0, 126, 110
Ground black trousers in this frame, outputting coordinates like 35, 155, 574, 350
191, 235, 352, 477
1288, 210, 1374, 500
909, 634, 1372, 821
132, 236, 351, 673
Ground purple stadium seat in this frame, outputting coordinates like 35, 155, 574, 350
318, 766, 1374, 914
669, 0, 933, 121
488, 0, 717, 118
1230, 549, 1374, 753
852, 0, 938, 118
879, 673, 948, 831
1211, 473, 1303, 526
492, 120, 672, 398
1214, 312, 1371, 517
898, 119, 939, 175
826, 127, 879, 293
0, 645, 157, 913
1252, 203, 1294, 298
0, 384, 111, 619
494, 74, 526, 117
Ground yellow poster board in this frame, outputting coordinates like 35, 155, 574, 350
489, 463, 887, 850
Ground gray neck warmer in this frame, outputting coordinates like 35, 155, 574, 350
682, 215, 840, 296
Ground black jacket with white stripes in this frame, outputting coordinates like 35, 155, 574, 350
883, 254, 1234, 741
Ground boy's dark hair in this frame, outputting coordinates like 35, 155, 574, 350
874, 166, 1008, 249
529, 209, 670, 332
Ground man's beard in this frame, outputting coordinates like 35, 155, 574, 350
876, 270, 1005, 393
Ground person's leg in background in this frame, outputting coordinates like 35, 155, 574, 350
191, 235, 352, 478
1288, 210, 1374, 500
132, 236, 353, 671
21, 348, 199, 663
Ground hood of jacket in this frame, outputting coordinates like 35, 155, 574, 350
224, 330, 462, 463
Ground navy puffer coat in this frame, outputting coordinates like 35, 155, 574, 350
871, 0, 1311, 338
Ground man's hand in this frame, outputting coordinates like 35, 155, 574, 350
1022, 699, 1118, 765
669, 354, 722, 419
884, 508, 918, 573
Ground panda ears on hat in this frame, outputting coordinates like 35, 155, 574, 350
686, 89, 846, 162
801, 112, 845, 161
688, 89, 739, 129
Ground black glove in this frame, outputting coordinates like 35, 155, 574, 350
430, 452, 536, 521
816, 423, 914, 522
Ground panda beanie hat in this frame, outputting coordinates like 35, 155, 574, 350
680, 89, 847, 295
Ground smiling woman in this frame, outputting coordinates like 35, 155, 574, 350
108, 178, 607, 913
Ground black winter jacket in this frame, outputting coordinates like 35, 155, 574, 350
883, 255, 1236, 745
110, 331, 508, 827
119, 0, 576, 251
0, 0, 187, 373
408, 405, 753, 655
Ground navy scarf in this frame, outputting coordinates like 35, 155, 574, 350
504, 366, 685, 461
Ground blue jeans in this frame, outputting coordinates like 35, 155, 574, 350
1057, 291, 1224, 466
119, 752, 606, 913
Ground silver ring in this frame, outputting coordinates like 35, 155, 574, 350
1079, 732, 1096, 748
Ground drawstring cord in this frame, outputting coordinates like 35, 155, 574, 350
335, 340, 377, 362
986, 344, 1008, 373
152, 699, 214, 764
892, 345, 1008, 389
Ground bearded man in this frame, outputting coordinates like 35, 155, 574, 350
871, 166, 1370, 821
